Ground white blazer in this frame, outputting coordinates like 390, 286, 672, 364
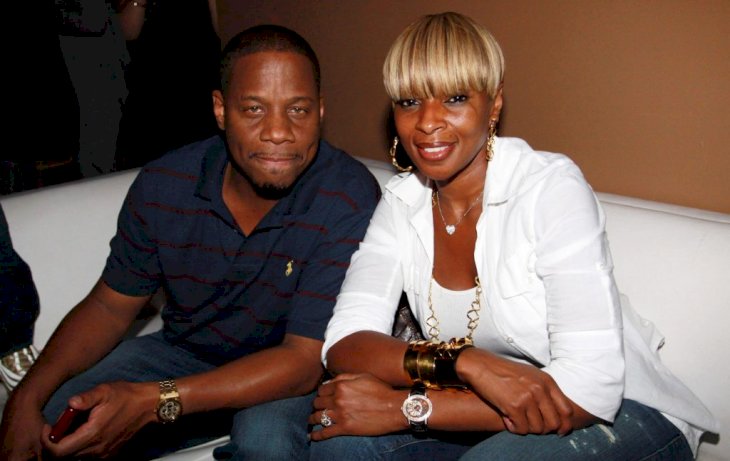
323, 137, 717, 454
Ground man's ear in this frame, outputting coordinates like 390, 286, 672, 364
212, 90, 225, 130
319, 96, 325, 123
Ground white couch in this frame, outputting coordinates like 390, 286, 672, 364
1, 156, 728, 460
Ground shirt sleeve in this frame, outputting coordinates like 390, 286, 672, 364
321, 191, 407, 364
101, 172, 162, 296
533, 167, 625, 422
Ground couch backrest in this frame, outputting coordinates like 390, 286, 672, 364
2, 169, 138, 348
2, 158, 728, 459
596, 193, 730, 460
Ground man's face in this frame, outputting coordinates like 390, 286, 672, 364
213, 51, 323, 194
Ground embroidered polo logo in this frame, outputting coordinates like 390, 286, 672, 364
285, 260, 294, 277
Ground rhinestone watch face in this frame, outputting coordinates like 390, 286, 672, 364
158, 400, 182, 422
402, 394, 432, 423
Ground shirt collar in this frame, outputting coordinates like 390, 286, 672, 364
192, 136, 328, 229
194, 135, 228, 204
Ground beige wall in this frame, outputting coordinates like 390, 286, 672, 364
218, 0, 730, 213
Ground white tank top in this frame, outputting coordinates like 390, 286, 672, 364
425, 278, 522, 361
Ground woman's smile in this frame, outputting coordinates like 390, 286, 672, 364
416, 142, 455, 161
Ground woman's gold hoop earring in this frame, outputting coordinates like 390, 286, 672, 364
486, 120, 497, 162
389, 137, 413, 173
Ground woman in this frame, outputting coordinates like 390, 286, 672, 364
308, 12, 716, 460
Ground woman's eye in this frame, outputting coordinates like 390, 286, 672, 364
446, 94, 468, 104
396, 98, 418, 108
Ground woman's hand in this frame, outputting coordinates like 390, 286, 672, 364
457, 348, 574, 435
39, 381, 158, 458
309, 373, 408, 441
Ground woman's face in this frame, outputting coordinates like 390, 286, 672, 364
394, 89, 502, 183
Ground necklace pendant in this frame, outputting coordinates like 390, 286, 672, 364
445, 225, 456, 235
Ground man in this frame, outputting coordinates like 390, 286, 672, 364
0, 25, 380, 460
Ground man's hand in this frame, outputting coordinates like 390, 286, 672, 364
0, 396, 46, 461
457, 348, 574, 435
40, 380, 158, 459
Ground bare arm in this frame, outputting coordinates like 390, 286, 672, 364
322, 330, 599, 437
315, 332, 507, 437
38, 331, 324, 458
178, 333, 323, 413
1, 279, 149, 461
7, 274, 321, 459
327, 331, 411, 386
455, 347, 599, 433
309, 373, 508, 441
14, 279, 148, 408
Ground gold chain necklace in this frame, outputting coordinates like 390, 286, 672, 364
426, 276, 482, 343
433, 190, 483, 236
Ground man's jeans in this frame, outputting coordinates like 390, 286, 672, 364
44, 332, 314, 460
310, 399, 693, 461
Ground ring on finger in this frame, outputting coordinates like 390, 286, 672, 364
320, 408, 333, 427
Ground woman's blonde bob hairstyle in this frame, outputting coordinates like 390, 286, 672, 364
383, 12, 504, 102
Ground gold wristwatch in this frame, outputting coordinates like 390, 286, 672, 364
156, 379, 182, 423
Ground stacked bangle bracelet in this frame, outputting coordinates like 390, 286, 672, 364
403, 338, 474, 389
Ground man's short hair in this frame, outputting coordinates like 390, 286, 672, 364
220, 24, 321, 95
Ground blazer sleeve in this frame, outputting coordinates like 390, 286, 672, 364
533, 166, 625, 422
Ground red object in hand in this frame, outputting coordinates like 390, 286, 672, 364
49, 406, 88, 443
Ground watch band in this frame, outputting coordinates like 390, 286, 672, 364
401, 384, 432, 433
159, 379, 178, 396
156, 379, 182, 423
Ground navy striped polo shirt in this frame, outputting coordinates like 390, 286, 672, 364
102, 135, 381, 365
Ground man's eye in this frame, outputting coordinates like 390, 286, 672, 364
396, 98, 418, 108
242, 105, 263, 113
289, 106, 308, 114
446, 95, 468, 104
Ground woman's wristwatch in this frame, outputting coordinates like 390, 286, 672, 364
401, 384, 432, 433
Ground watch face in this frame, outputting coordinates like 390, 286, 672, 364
158, 400, 182, 422
403, 394, 432, 423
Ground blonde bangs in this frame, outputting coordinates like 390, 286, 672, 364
383, 13, 504, 101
